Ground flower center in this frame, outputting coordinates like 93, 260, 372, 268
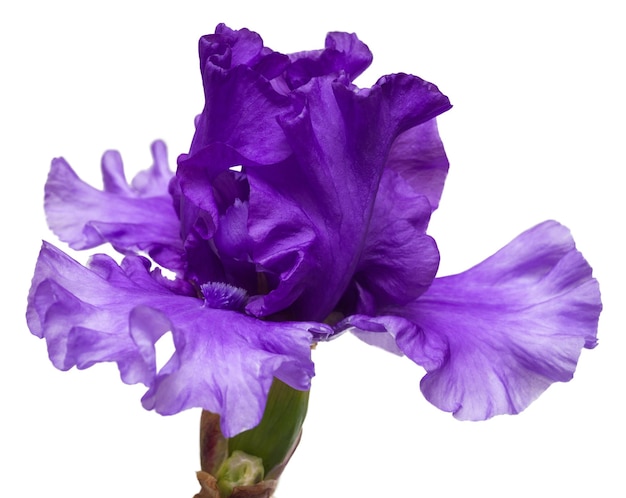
200, 282, 248, 311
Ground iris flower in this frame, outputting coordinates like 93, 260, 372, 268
27, 24, 601, 442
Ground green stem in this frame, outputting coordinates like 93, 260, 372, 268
228, 378, 309, 475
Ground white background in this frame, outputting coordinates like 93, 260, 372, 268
1, 1, 624, 496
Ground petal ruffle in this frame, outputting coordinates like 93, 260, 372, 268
283, 31, 373, 90
45, 141, 184, 271
26, 242, 321, 437
346, 221, 601, 419
201, 24, 372, 93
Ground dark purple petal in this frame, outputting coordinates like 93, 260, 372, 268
26, 242, 321, 437
172, 161, 260, 288
384, 118, 449, 211
178, 27, 451, 320
212, 198, 259, 292
200, 24, 266, 70
186, 63, 293, 164
352, 167, 440, 313
201, 24, 371, 92
345, 120, 448, 315
167, 174, 228, 286
45, 141, 184, 271
388, 221, 601, 419
245, 73, 451, 321
321, 31, 373, 80
284, 31, 372, 89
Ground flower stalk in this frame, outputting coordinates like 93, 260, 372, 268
195, 378, 309, 497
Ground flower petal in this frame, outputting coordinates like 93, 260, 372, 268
26, 242, 321, 437
345, 120, 447, 315
185, 61, 293, 165
26, 242, 169, 385
351, 167, 440, 314
140, 303, 317, 437
384, 118, 449, 211
178, 26, 451, 322
245, 73, 451, 321
391, 221, 601, 419
200, 24, 269, 71
283, 31, 373, 89
337, 313, 411, 355
45, 141, 184, 270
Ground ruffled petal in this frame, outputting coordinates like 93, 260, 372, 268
201, 24, 372, 93
346, 120, 447, 315
26, 242, 322, 437
283, 31, 372, 90
245, 73, 451, 321
200, 24, 268, 71
45, 141, 184, 270
351, 167, 440, 313
387, 221, 601, 419
178, 26, 451, 322
384, 118, 449, 211
185, 62, 293, 165
26, 242, 170, 385
102, 139, 173, 197
167, 174, 227, 285
140, 303, 317, 437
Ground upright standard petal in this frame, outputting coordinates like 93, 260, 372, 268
384, 118, 449, 211
27, 242, 321, 437
178, 25, 452, 323
386, 221, 601, 419
349, 167, 440, 315
45, 141, 184, 270
187, 61, 293, 165
343, 118, 448, 331
244, 74, 451, 321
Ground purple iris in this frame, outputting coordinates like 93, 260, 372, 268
26, 24, 601, 438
